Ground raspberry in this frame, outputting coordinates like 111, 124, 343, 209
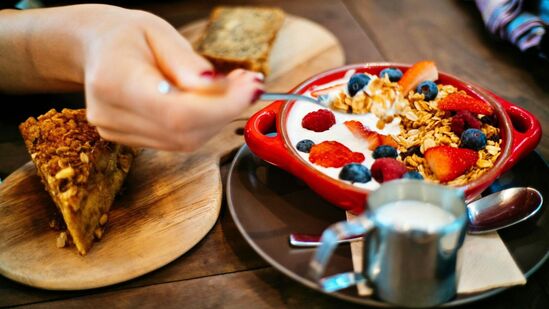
370, 158, 408, 183
309, 141, 365, 168
450, 116, 466, 136
450, 111, 481, 136
301, 109, 336, 132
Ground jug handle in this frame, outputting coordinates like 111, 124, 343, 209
308, 215, 375, 292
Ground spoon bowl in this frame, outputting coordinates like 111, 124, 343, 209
467, 187, 543, 234
289, 187, 543, 247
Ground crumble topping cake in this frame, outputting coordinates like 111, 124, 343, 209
19, 109, 137, 255
196, 6, 285, 76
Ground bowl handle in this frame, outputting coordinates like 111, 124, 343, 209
244, 101, 292, 170
487, 90, 542, 173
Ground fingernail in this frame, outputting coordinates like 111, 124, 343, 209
254, 73, 265, 83
200, 70, 222, 79
251, 89, 265, 103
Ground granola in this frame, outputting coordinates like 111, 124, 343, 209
291, 62, 501, 187
396, 85, 501, 186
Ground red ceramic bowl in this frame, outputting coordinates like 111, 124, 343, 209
244, 63, 542, 214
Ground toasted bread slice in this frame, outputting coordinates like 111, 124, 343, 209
19, 109, 136, 255
196, 6, 285, 76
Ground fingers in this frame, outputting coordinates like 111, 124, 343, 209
96, 127, 168, 150
87, 62, 263, 151
144, 17, 224, 92
114, 63, 263, 130
86, 98, 171, 141
157, 69, 264, 132
88, 101, 216, 152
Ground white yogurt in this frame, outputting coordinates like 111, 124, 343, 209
374, 200, 456, 231
285, 75, 401, 190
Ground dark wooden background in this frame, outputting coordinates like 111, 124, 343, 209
1, 0, 548, 308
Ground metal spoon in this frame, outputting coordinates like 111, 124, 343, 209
289, 187, 543, 247
260, 93, 332, 108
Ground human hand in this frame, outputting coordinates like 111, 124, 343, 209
80, 5, 263, 151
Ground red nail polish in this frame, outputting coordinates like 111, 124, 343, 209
254, 77, 264, 83
200, 70, 219, 79
251, 89, 265, 103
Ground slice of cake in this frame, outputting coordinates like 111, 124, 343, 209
19, 109, 136, 255
196, 6, 285, 76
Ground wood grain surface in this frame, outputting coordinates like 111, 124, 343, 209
0, 15, 344, 291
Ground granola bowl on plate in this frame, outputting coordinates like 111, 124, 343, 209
244, 62, 541, 214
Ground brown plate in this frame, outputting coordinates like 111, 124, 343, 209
226, 144, 549, 307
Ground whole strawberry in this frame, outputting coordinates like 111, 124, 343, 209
302, 109, 336, 132
370, 158, 408, 183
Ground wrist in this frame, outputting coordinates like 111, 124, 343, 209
27, 5, 96, 89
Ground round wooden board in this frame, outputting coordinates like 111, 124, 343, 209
0, 15, 344, 290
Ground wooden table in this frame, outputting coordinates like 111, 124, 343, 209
1, 0, 548, 307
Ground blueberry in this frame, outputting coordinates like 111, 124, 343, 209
488, 133, 501, 142
347, 74, 371, 97
379, 68, 403, 82
296, 139, 315, 153
416, 81, 438, 101
400, 145, 423, 159
480, 114, 499, 127
339, 163, 371, 183
460, 128, 487, 150
403, 171, 424, 180
372, 145, 398, 159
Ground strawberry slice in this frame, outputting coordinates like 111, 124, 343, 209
379, 134, 399, 149
310, 82, 346, 98
398, 61, 439, 95
424, 146, 478, 182
438, 93, 494, 115
344, 120, 379, 150
344, 120, 397, 150
309, 141, 365, 168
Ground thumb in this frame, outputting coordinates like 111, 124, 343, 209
145, 19, 224, 91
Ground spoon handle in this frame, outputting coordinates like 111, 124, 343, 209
259, 93, 322, 105
289, 233, 362, 247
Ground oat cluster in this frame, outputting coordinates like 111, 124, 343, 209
331, 76, 414, 129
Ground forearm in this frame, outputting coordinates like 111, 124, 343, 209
0, 5, 116, 93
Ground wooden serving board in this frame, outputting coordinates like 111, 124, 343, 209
0, 15, 344, 290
